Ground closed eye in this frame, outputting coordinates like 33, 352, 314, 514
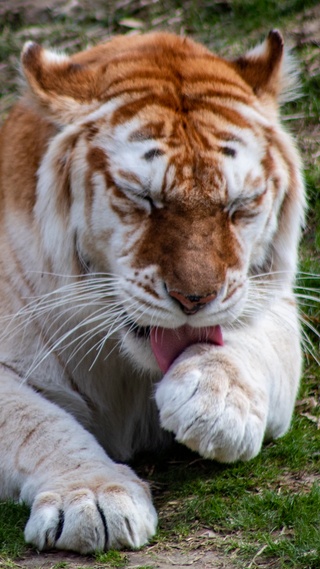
120, 186, 156, 211
139, 193, 155, 208
228, 188, 267, 224
230, 208, 260, 224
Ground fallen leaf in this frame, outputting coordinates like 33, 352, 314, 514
301, 412, 320, 429
119, 18, 145, 29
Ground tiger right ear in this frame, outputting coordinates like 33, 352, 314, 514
232, 30, 294, 102
21, 42, 100, 124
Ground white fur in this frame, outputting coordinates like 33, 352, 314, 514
0, 33, 307, 555
155, 298, 301, 462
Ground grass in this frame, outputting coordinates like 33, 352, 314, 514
0, 1, 319, 568
139, 412, 319, 567
95, 551, 128, 567
0, 502, 29, 559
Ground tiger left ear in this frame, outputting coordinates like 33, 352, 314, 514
232, 30, 288, 100
21, 42, 100, 125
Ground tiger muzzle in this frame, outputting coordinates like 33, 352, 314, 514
168, 290, 218, 314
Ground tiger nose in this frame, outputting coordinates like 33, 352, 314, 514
168, 290, 217, 315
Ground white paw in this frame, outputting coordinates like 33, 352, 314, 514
155, 344, 268, 462
24, 465, 157, 553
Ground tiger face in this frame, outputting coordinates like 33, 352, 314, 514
19, 31, 304, 374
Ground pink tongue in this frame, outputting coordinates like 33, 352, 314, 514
150, 324, 223, 373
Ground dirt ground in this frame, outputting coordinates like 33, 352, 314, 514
18, 547, 236, 569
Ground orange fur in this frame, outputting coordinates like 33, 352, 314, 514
0, 31, 305, 554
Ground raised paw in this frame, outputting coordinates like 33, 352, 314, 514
155, 344, 269, 463
24, 466, 157, 553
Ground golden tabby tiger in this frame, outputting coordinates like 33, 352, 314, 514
0, 30, 305, 553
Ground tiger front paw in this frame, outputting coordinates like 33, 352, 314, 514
24, 464, 157, 553
155, 344, 268, 463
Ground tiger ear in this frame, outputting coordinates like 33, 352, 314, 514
21, 42, 100, 125
233, 30, 296, 102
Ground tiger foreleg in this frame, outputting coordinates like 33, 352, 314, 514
155, 299, 302, 462
0, 374, 157, 553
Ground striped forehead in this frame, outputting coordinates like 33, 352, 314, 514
84, 81, 270, 201
114, 119, 264, 194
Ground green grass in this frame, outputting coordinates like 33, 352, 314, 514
95, 550, 128, 567
0, 502, 29, 558
0, 1, 319, 568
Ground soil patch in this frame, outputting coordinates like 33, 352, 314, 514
18, 547, 237, 569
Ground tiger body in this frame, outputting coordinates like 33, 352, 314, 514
0, 31, 304, 552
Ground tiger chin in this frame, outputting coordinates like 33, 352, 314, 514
0, 30, 305, 553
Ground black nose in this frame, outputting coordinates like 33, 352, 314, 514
168, 290, 217, 315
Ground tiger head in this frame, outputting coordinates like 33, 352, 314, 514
18, 31, 305, 373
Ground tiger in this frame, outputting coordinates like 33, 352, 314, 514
0, 30, 305, 553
